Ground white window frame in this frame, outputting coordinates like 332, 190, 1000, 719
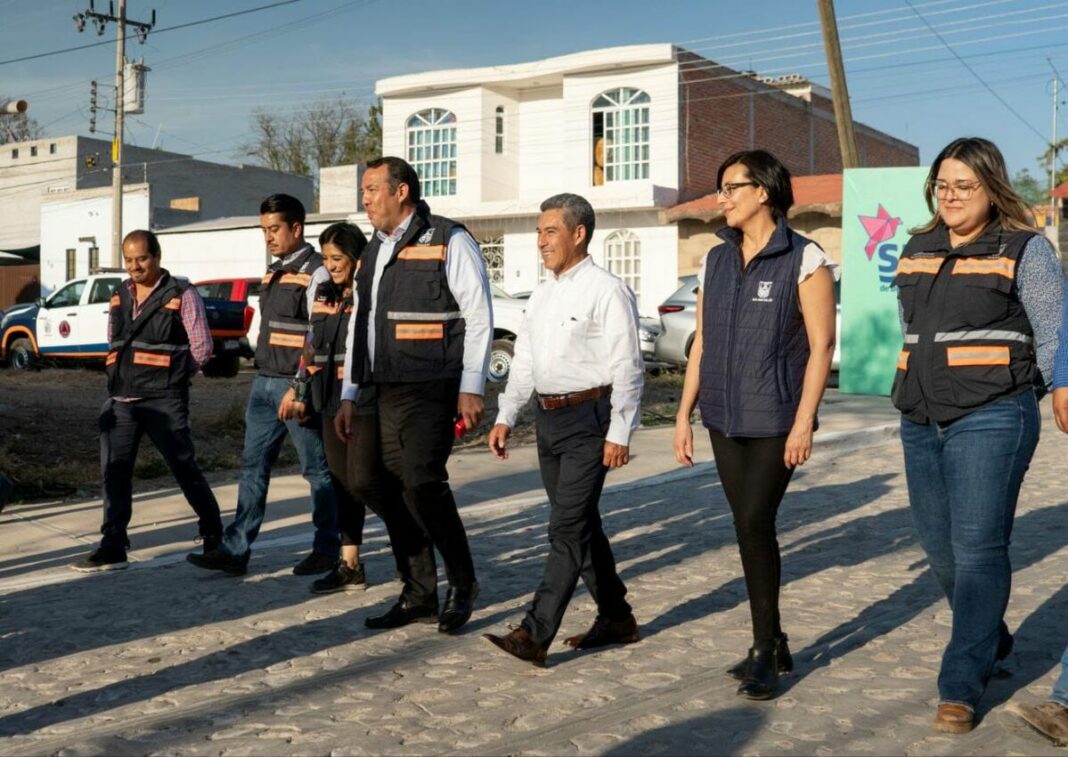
592, 87, 651, 183
406, 108, 457, 197
604, 229, 641, 300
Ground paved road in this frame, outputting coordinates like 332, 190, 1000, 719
1, 393, 1066, 755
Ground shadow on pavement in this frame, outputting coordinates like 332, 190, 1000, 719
604, 706, 767, 755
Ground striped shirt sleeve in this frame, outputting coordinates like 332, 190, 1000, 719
180, 287, 214, 369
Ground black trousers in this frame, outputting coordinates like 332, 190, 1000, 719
708, 430, 795, 646
376, 379, 475, 604
99, 396, 223, 550
322, 413, 367, 548
522, 395, 631, 647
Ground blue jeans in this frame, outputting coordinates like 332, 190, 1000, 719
1052, 644, 1068, 707
900, 391, 1040, 707
222, 374, 339, 558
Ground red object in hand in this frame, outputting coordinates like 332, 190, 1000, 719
454, 418, 467, 439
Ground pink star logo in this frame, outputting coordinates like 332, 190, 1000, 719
858, 205, 903, 260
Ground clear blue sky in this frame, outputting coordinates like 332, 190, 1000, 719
2, 0, 1066, 182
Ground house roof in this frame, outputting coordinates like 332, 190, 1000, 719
376, 44, 677, 97
1051, 181, 1068, 199
661, 174, 844, 224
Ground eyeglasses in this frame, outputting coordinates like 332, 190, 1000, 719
716, 181, 758, 199
930, 180, 983, 200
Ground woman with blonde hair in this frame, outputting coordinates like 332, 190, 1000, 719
892, 137, 1063, 733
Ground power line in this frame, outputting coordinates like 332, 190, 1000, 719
903, 0, 1048, 144
0, 0, 311, 67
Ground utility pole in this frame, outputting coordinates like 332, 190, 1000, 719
1050, 68, 1059, 202
74, 1, 155, 266
817, 0, 860, 169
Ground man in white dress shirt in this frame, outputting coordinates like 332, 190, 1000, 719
483, 193, 643, 667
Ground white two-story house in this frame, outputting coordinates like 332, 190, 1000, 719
375, 43, 917, 315
376, 44, 685, 315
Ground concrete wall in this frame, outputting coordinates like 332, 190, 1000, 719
320, 164, 362, 213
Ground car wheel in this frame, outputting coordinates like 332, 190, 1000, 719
9, 338, 36, 371
488, 338, 514, 383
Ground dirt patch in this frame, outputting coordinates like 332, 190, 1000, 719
0, 365, 684, 503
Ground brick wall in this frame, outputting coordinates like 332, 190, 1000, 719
677, 51, 918, 201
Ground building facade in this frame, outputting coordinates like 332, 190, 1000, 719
368, 44, 917, 314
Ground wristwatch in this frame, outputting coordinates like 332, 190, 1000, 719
290, 376, 310, 404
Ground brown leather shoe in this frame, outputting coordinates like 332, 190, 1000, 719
1001, 700, 1068, 746
562, 614, 640, 650
934, 702, 975, 734
483, 627, 547, 668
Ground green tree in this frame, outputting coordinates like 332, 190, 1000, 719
1011, 168, 1046, 206
1035, 139, 1068, 191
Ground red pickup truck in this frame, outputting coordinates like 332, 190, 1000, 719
193, 277, 263, 371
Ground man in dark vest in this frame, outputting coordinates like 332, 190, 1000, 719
337, 157, 492, 633
72, 229, 223, 572
188, 194, 340, 576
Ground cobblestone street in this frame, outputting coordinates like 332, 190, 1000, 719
1, 406, 1066, 755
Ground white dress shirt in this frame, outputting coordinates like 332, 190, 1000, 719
496, 255, 643, 447
341, 210, 493, 400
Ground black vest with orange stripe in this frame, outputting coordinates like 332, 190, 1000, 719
106, 270, 196, 398
892, 224, 1037, 424
307, 280, 352, 417
255, 245, 323, 377
352, 210, 465, 385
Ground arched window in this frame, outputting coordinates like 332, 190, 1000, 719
592, 88, 650, 184
494, 106, 505, 154
406, 108, 457, 197
604, 230, 641, 299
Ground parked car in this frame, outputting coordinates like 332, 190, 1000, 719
0, 273, 249, 376
639, 317, 662, 367
487, 284, 527, 383
653, 275, 841, 372
193, 277, 262, 354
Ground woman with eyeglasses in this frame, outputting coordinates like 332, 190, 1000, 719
673, 150, 837, 700
892, 137, 1063, 734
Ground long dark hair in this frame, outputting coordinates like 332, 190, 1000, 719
912, 137, 1036, 235
319, 222, 368, 261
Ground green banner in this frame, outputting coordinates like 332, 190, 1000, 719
840, 167, 931, 395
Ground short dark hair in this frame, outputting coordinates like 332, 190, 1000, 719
540, 193, 596, 242
319, 222, 368, 261
365, 156, 422, 204
123, 229, 161, 258
259, 193, 306, 226
716, 150, 794, 219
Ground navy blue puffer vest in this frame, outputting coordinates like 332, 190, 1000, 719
698, 218, 813, 437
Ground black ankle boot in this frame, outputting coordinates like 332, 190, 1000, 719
737, 644, 780, 700
727, 634, 792, 681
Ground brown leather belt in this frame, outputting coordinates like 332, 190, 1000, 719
536, 385, 611, 411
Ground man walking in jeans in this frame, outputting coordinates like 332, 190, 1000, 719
1000, 292, 1068, 747
188, 194, 339, 576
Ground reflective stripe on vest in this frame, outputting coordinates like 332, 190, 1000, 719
395, 322, 444, 340
269, 332, 305, 348
163, 297, 181, 311
896, 257, 943, 275
946, 345, 1010, 367
897, 350, 909, 371
933, 329, 1032, 344
106, 351, 118, 365
279, 272, 313, 286
133, 351, 171, 368
386, 310, 461, 321
397, 245, 446, 261
952, 257, 1016, 279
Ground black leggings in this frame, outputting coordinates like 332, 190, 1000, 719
709, 430, 795, 646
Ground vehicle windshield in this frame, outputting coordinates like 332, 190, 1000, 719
47, 280, 86, 308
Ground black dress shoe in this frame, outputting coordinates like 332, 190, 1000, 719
186, 548, 248, 576
293, 552, 338, 576
728, 634, 793, 681
200, 533, 223, 554
484, 627, 547, 668
365, 598, 439, 629
562, 613, 640, 650
438, 583, 479, 634
738, 645, 780, 700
